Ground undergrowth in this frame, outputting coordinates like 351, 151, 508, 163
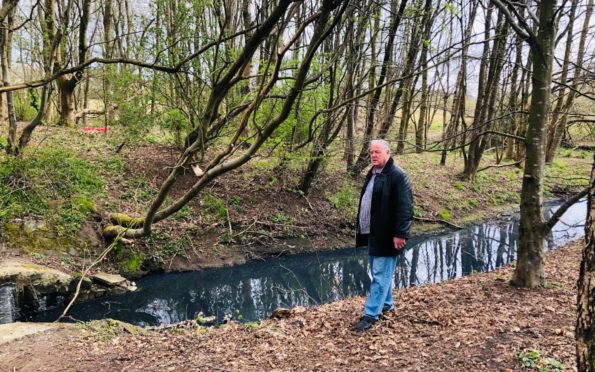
0, 146, 103, 235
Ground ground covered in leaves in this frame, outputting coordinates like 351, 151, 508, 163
1, 240, 583, 371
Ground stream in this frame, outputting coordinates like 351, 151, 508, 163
16, 199, 588, 326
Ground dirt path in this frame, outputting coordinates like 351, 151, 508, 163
0, 241, 583, 371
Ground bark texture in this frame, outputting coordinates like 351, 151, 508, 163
576, 155, 595, 371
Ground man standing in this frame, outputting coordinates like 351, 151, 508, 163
351, 139, 413, 332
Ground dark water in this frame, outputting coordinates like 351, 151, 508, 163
26, 199, 587, 326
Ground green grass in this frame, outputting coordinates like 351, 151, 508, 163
0, 146, 103, 234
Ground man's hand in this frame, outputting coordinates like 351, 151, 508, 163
393, 237, 406, 251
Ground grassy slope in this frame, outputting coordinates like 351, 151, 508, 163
0, 123, 591, 276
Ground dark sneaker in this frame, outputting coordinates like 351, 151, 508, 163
351, 315, 377, 332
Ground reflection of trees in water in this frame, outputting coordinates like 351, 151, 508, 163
30, 201, 584, 326
394, 223, 521, 288
0, 284, 17, 324
131, 254, 372, 323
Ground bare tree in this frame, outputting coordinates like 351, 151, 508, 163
491, 0, 589, 287
103, 0, 348, 238
576, 154, 595, 371
546, 0, 593, 163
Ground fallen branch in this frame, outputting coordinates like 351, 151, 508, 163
413, 216, 463, 230
477, 160, 522, 173
56, 229, 127, 322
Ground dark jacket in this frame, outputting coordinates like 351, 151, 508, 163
355, 157, 413, 256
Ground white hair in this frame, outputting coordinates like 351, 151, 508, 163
370, 139, 391, 153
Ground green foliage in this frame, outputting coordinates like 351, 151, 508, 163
159, 108, 192, 148
229, 195, 241, 206
518, 348, 564, 371
269, 212, 294, 225
103, 157, 125, 173
413, 205, 425, 218
444, 1, 462, 15
201, 194, 228, 222
543, 281, 563, 290
437, 208, 451, 221
13, 90, 39, 121
143, 231, 190, 264
30, 252, 45, 260
326, 180, 358, 221
453, 181, 466, 191
0, 146, 103, 234
244, 321, 259, 331
120, 176, 155, 204
172, 204, 193, 222
124, 252, 142, 273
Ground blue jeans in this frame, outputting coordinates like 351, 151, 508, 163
364, 255, 398, 319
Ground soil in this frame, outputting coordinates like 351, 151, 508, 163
0, 240, 584, 371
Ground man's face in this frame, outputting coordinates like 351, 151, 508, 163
370, 142, 390, 169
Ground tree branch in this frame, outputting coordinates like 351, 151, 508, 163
489, 0, 533, 41
544, 187, 590, 232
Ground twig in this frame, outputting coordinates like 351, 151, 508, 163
226, 202, 233, 238
56, 229, 128, 322
232, 217, 258, 239
477, 160, 522, 173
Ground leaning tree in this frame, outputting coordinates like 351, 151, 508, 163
101, 0, 349, 238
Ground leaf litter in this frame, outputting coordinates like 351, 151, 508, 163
0, 240, 584, 371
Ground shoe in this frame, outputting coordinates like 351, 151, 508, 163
351, 315, 377, 332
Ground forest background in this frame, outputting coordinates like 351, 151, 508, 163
0, 0, 595, 368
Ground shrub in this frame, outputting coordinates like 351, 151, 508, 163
327, 181, 358, 221
201, 194, 227, 222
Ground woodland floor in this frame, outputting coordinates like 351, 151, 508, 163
0, 239, 584, 371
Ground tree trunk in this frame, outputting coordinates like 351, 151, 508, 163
440, 0, 477, 166
350, 0, 408, 174
505, 22, 525, 160
103, 0, 115, 125
545, 0, 592, 163
576, 154, 595, 371
57, 77, 76, 126
510, 0, 556, 288
2, 0, 17, 155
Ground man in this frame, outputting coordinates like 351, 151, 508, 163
351, 139, 413, 332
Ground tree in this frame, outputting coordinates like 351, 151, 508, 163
103, 0, 348, 238
545, 0, 593, 163
576, 154, 595, 371
463, 4, 511, 179
349, 0, 409, 174
491, 0, 589, 287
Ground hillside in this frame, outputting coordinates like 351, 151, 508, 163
0, 123, 591, 278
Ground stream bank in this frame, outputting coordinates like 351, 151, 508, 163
0, 239, 584, 371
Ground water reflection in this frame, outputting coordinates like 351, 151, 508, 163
0, 284, 17, 323
29, 199, 586, 325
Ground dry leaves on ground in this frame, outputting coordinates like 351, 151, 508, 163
0, 241, 583, 371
